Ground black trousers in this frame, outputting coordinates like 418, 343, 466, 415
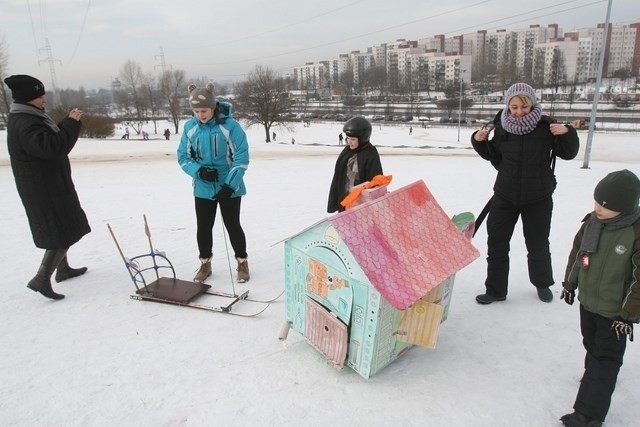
484, 194, 553, 297
574, 305, 627, 422
195, 196, 247, 260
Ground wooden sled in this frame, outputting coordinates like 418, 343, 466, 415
107, 215, 269, 317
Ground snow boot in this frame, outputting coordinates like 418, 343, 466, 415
537, 287, 553, 303
236, 257, 250, 283
475, 293, 506, 304
560, 411, 602, 427
55, 255, 88, 283
27, 249, 67, 300
193, 257, 212, 282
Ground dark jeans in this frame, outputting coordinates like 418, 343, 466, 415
484, 194, 553, 297
195, 196, 247, 260
574, 305, 627, 422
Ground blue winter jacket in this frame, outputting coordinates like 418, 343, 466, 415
177, 101, 249, 200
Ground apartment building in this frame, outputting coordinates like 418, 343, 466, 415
292, 19, 640, 92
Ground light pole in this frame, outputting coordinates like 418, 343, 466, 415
457, 71, 465, 142
582, 0, 612, 169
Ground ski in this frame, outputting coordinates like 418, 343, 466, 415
201, 283, 284, 304
129, 293, 270, 317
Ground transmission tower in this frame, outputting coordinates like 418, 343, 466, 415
38, 38, 61, 106
155, 46, 172, 75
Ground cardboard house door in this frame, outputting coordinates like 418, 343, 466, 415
305, 297, 348, 367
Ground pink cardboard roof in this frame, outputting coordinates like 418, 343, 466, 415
330, 180, 479, 310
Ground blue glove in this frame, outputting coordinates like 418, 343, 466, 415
611, 319, 634, 342
216, 185, 234, 201
198, 167, 218, 182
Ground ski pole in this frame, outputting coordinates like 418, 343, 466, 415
220, 210, 238, 296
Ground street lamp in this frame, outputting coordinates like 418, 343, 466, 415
457, 71, 465, 142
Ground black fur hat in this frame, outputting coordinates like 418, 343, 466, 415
4, 74, 46, 102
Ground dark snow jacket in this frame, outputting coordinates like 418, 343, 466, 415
471, 110, 579, 204
563, 214, 640, 323
7, 105, 91, 249
327, 142, 383, 213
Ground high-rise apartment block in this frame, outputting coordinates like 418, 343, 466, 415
292, 19, 640, 92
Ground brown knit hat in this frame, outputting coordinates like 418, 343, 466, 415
4, 74, 46, 102
188, 83, 216, 109
594, 169, 640, 213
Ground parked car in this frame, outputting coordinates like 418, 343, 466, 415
569, 118, 592, 130
438, 117, 451, 123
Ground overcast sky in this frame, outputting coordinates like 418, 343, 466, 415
1, 0, 638, 90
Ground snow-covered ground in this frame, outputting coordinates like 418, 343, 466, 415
1, 120, 638, 426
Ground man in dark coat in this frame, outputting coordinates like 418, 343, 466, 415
5, 74, 91, 300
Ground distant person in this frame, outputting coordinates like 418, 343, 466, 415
327, 116, 383, 213
291, 137, 295, 145
409, 126, 413, 135
121, 127, 130, 140
471, 82, 579, 304
559, 169, 640, 427
177, 83, 250, 283
4, 74, 91, 300
272, 131, 276, 141
142, 130, 149, 140
164, 128, 171, 140
338, 133, 343, 145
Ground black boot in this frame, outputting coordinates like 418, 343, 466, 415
55, 255, 87, 283
27, 249, 67, 300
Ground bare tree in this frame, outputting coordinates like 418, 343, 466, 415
0, 35, 11, 125
160, 69, 186, 134
119, 60, 145, 134
140, 73, 161, 134
234, 65, 294, 143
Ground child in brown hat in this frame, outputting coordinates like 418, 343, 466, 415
560, 169, 640, 426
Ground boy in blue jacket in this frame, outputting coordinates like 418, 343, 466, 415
560, 169, 640, 427
177, 83, 250, 283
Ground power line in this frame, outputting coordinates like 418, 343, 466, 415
441, 0, 606, 36
25, 0, 40, 61
205, 0, 609, 79
182, 0, 491, 68
67, 0, 92, 64
164, 0, 367, 50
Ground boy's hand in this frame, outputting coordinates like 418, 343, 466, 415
560, 288, 575, 305
611, 319, 634, 342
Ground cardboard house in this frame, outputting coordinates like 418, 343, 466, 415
283, 180, 479, 379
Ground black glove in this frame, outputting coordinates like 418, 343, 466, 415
198, 167, 218, 182
216, 185, 233, 201
560, 288, 575, 305
611, 319, 634, 342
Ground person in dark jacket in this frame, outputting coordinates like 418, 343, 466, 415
559, 169, 640, 427
5, 74, 91, 300
471, 82, 579, 304
327, 116, 383, 213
